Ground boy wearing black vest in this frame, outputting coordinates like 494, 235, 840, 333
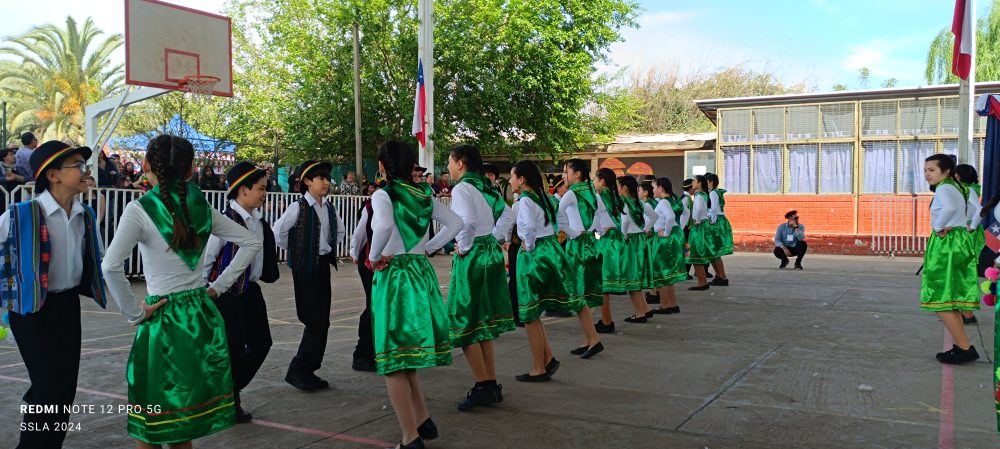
1, 141, 109, 448
272, 160, 345, 391
203, 162, 279, 422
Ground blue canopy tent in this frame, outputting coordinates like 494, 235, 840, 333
105, 114, 236, 154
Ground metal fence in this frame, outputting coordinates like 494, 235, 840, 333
869, 195, 932, 256
0, 185, 450, 278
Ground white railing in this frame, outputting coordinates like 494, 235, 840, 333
870, 195, 932, 256
0, 185, 438, 278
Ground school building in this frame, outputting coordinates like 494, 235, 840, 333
695, 82, 1000, 256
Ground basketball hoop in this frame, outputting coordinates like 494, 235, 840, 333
178, 75, 221, 96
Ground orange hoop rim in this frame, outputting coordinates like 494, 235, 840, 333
178, 75, 221, 95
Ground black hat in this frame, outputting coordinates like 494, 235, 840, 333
226, 161, 265, 194
293, 159, 332, 180
414, 166, 427, 173
30, 140, 92, 182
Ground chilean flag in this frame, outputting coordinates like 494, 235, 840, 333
952, 0, 974, 80
412, 59, 427, 147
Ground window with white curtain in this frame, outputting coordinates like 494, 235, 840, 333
753, 145, 782, 193
722, 146, 750, 193
788, 144, 818, 193
899, 140, 936, 193
820, 143, 854, 193
862, 142, 896, 193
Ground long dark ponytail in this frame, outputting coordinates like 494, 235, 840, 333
596, 168, 622, 215
513, 160, 555, 226
694, 174, 711, 209
146, 134, 198, 252
655, 177, 676, 199
619, 175, 639, 199
565, 158, 591, 182
378, 141, 417, 182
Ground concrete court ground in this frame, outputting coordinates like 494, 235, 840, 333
0, 253, 996, 449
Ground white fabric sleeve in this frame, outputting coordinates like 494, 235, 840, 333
679, 197, 691, 229
516, 200, 538, 251
0, 210, 9, 253
271, 201, 300, 251
334, 207, 346, 245
620, 211, 631, 235
709, 191, 721, 224
451, 184, 478, 254
207, 209, 263, 294
692, 195, 708, 222
642, 202, 657, 233
493, 203, 514, 242
349, 207, 369, 261
558, 191, 583, 239
201, 235, 222, 281
101, 203, 148, 324
931, 184, 963, 232
653, 202, 668, 233
968, 189, 983, 229
367, 190, 394, 263
427, 200, 463, 253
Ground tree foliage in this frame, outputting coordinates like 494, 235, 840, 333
0, 17, 123, 144
222, 0, 639, 164
926, 0, 1000, 84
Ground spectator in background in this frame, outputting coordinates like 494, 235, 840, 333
339, 170, 361, 195
265, 165, 281, 192
426, 172, 438, 193
15, 132, 38, 182
198, 164, 222, 190
483, 163, 500, 186
365, 183, 377, 196
412, 166, 427, 184
435, 172, 452, 197
774, 210, 807, 269
98, 151, 121, 187
2, 147, 26, 190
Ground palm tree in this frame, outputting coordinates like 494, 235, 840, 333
926, 0, 1000, 84
0, 16, 123, 144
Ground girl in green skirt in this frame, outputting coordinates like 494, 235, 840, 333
445, 144, 516, 411
556, 159, 604, 359
650, 177, 688, 314
705, 173, 731, 286
509, 161, 585, 381
639, 182, 659, 300
687, 175, 713, 291
368, 142, 463, 449
594, 168, 625, 333
921, 154, 979, 365
954, 164, 983, 325
617, 176, 658, 323
102, 135, 263, 448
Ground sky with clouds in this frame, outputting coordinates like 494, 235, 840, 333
2, 0, 988, 92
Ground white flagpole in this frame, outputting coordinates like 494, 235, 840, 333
958, 0, 977, 165
417, 0, 435, 173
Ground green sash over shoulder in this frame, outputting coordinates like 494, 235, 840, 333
714, 188, 727, 210
937, 178, 969, 201
385, 180, 434, 251
137, 181, 213, 270
623, 197, 644, 228
570, 181, 597, 230
520, 191, 557, 231
461, 172, 505, 222
598, 189, 622, 227
967, 182, 982, 198
667, 196, 684, 222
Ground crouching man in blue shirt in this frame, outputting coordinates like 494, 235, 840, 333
774, 210, 806, 270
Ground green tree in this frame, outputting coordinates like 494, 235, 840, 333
881, 77, 898, 88
831, 83, 847, 91
857, 67, 870, 89
222, 0, 639, 164
0, 17, 123, 143
926, 0, 1000, 84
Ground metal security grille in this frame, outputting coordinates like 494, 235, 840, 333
786, 106, 818, 141
860, 101, 897, 136
820, 103, 855, 137
752, 107, 784, 142
720, 109, 751, 143
899, 99, 939, 135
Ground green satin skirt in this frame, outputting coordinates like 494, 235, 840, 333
127, 288, 234, 444
615, 232, 646, 292
650, 227, 688, 288
973, 224, 985, 256
598, 228, 626, 293
447, 235, 515, 347
687, 221, 715, 265
516, 235, 585, 322
710, 215, 734, 256
564, 232, 605, 307
373, 254, 453, 375
920, 228, 979, 312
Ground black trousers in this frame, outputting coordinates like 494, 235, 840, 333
507, 242, 521, 324
353, 262, 375, 362
289, 254, 332, 375
213, 282, 272, 396
774, 241, 808, 265
11, 290, 81, 449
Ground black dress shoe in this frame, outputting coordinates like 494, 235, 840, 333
457, 384, 497, 411
594, 320, 615, 333
688, 284, 709, 291
580, 342, 604, 359
352, 358, 377, 372
416, 418, 438, 440
570, 345, 589, 355
650, 307, 671, 315
285, 371, 324, 391
709, 277, 729, 286
937, 345, 980, 364
386, 437, 426, 449
545, 358, 560, 376
794, 264, 803, 270
779, 261, 788, 269
309, 373, 331, 389
645, 292, 660, 304
515, 372, 551, 382
962, 314, 978, 325
235, 404, 253, 424
624, 315, 648, 323
668, 306, 680, 314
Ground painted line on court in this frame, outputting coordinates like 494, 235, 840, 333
82, 332, 135, 343
938, 333, 954, 449
0, 372, 393, 447
0, 345, 132, 370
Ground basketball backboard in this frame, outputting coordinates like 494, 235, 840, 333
125, 0, 233, 97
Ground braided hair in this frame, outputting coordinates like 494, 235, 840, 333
513, 160, 555, 226
146, 134, 199, 252
378, 141, 417, 182
596, 168, 622, 216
